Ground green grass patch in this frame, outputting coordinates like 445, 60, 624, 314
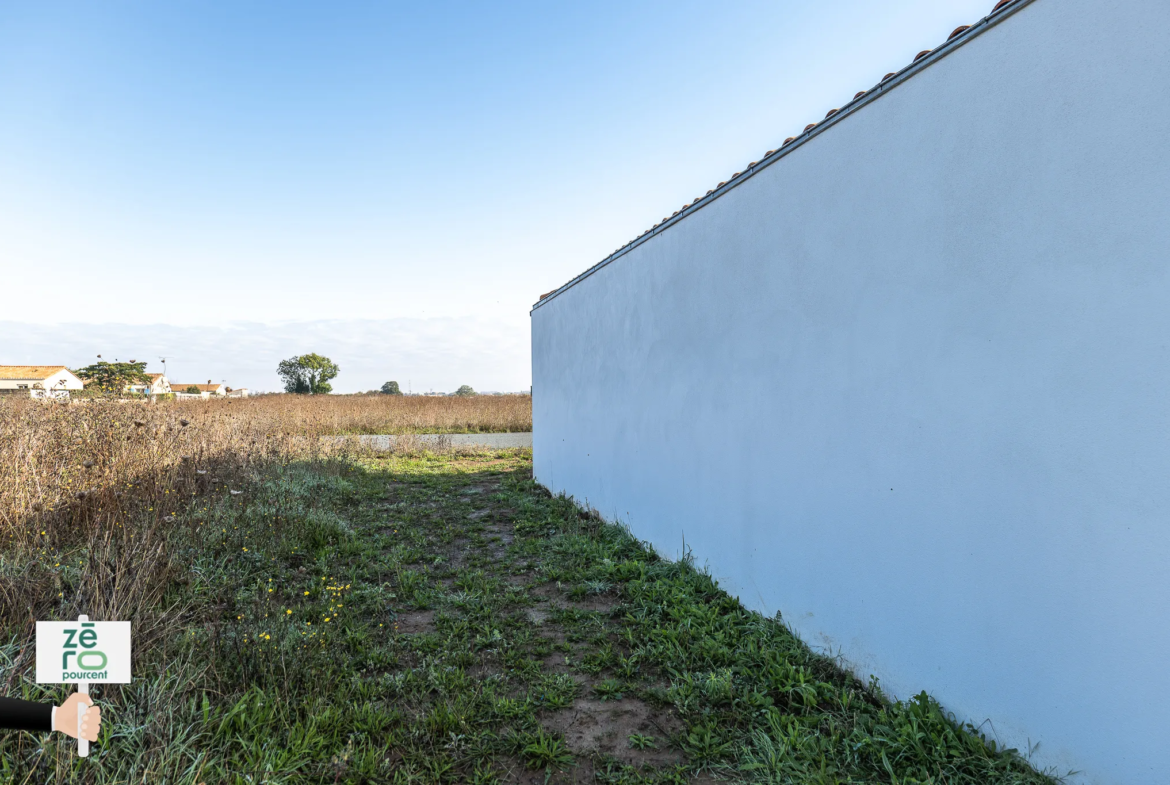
0, 450, 1063, 784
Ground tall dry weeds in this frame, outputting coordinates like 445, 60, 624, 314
0, 393, 528, 656
0, 393, 529, 779
170, 392, 532, 435
0, 398, 340, 658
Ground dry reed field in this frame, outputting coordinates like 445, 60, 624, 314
0, 397, 334, 680
0, 392, 529, 666
0, 396, 344, 780
0, 394, 532, 782
174, 393, 532, 435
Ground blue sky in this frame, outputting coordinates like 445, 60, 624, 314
1, 0, 992, 392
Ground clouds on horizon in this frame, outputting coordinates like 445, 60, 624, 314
0, 317, 530, 394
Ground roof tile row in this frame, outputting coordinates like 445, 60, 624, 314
539, 0, 1027, 305
0, 366, 70, 381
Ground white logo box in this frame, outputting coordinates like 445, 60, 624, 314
36, 621, 131, 684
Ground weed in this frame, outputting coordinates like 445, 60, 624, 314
629, 733, 657, 750
521, 729, 574, 770
593, 678, 626, 701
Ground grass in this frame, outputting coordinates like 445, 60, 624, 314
0, 398, 1060, 783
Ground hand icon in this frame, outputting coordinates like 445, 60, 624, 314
54, 693, 100, 742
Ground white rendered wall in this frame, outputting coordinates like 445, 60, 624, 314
531, 1, 1170, 782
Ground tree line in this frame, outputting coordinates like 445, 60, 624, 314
278, 355, 475, 396
67, 355, 477, 397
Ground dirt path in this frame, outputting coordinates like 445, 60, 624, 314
367, 453, 711, 783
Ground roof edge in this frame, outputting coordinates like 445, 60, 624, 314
531, 0, 1039, 313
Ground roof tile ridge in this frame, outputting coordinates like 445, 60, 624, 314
536, 0, 1030, 308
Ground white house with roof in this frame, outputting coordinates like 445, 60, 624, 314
0, 366, 84, 395
125, 374, 172, 396
172, 381, 227, 399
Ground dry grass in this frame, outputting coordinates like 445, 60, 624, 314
0, 393, 529, 780
173, 393, 532, 435
0, 398, 328, 651
0, 393, 528, 639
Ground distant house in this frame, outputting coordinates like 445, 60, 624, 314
225, 387, 249, 398
0, 366, 84, 396
172, 381, 227, 400
125, 374, 172, 396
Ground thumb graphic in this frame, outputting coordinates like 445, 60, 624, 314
54, 693, 100, 742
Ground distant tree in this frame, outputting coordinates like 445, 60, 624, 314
185, 386, 202, 395
75, 360, 150, 395
277, 353, 339, 395
381, 381, 402, 395
454, 385, 476, 397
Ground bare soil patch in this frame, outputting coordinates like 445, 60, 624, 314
394, 609, 435, 634
543, 697, 685, 767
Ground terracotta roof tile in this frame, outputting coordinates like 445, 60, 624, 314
173, 383, 224, 392
0, 365, 70, 380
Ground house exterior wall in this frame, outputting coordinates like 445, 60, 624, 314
172, 384, 224, 398
55, 371, 84, 391
531, 0, 1170, 782
146, 376, 172, 395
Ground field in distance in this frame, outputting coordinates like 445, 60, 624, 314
178, 392, 531, 435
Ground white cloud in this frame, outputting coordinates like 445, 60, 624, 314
0, 317, 530, 394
